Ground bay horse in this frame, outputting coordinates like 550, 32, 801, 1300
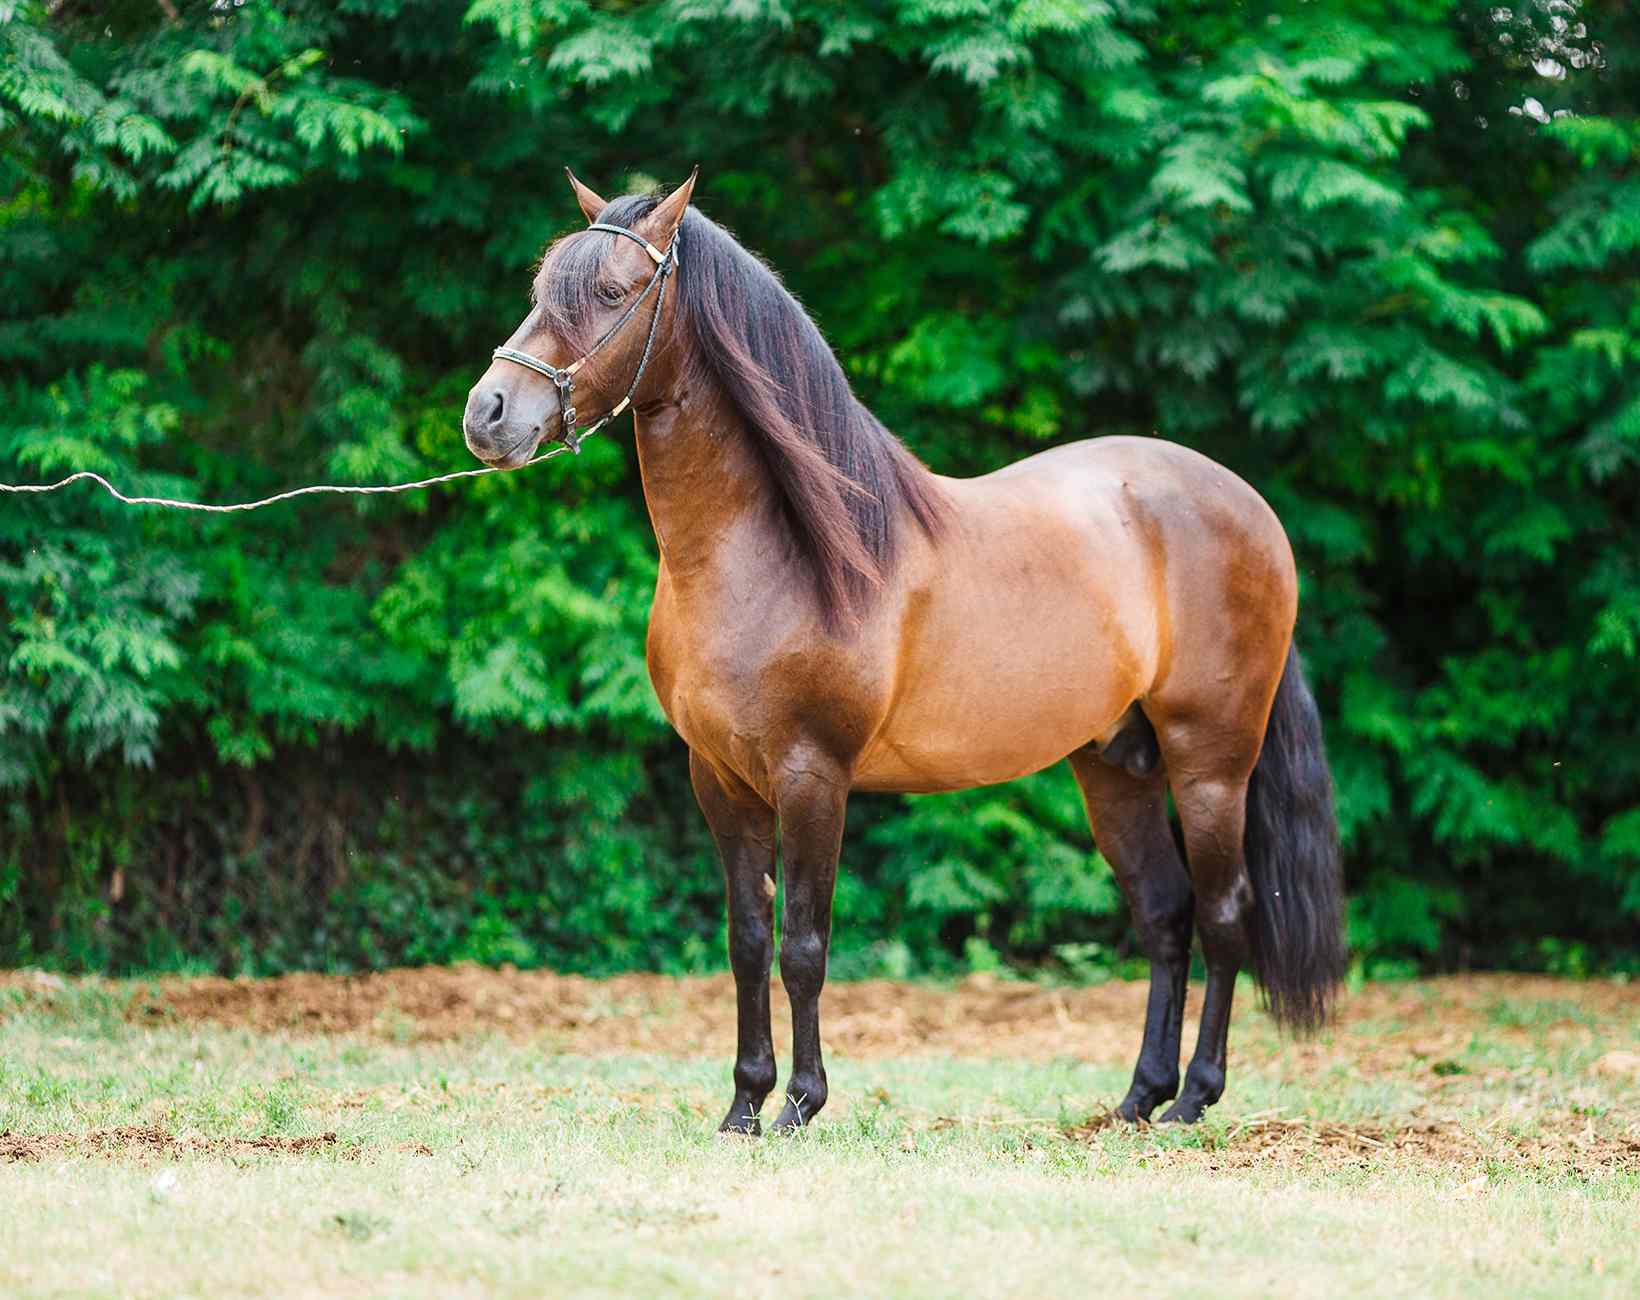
463, 170, 1347, 1131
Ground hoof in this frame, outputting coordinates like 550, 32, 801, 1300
1113, 1084, 1174, 1124
770, 1088, 820, 1131
718, 1102, 763, 1137
1155, 1099, 1207, 1125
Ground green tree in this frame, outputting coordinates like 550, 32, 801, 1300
2, 0, 1635, 976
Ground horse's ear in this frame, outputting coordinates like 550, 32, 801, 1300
637, 166, 698, 254
565, 167, 608, 224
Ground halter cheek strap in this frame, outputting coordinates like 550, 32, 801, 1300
490, 221, 679, 454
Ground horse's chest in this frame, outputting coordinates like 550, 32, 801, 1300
644, 582, 886, 794
645, 603, 761, 762
647, 641, 726, 751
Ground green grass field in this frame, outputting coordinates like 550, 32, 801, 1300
2, 968, 1636, 1298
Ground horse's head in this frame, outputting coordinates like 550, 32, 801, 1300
463, 169, 697, 467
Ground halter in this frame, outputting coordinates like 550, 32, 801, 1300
490, 221, 679, 454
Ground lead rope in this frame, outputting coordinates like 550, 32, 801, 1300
0, 452, 566, 514
1, 223, 675, 513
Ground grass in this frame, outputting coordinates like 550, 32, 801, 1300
1, 971, 1636, 1299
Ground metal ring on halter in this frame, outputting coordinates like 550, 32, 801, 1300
490, 221, 680, 454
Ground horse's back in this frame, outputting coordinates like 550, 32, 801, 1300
986, 436, 1283, 535
978, 434, 1294, 604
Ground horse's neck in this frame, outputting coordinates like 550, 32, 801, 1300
631, 395, 775, 586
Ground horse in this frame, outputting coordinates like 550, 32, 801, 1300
462, 169, 1347, 1132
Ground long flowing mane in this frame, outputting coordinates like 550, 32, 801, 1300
544, 191, 948, 627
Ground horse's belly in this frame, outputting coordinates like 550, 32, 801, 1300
852, 505, 1153, 793
852, 644, 1135, 793
853, 716, 1107, 793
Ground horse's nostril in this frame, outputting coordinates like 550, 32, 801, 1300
487, 389, 506, 426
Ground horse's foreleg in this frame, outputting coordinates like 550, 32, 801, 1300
1067, 749, 1193, 1122
690, 751, 779, 1136
769, 755, 848, 1131
1159, 772, 1254, 1124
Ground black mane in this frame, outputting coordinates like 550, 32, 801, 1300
543, 190, 947, 627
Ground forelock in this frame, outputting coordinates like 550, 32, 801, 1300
533, 192, 665, 349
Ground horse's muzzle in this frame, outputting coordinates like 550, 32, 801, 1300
463, 378, 550, 468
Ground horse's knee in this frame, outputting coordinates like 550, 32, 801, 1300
728, 916, 772, 975
1191, 874, 1253, 969
779, 929, 827, 998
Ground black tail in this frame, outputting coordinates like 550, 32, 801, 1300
1242, 644, 1348, 1034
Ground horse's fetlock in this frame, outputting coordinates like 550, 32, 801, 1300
1136, 1062, 1180, 1097
784, 1071, 827, 1118
1181, 1061, 1226, 1106
735, 1055, 777, 1101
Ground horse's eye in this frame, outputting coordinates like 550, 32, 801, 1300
596, 282, 625, 305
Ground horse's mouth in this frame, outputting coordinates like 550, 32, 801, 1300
471, 425, 543, 470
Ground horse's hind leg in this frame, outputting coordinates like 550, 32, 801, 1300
690, 751, 779, 1136
1068, 743, 1194, 1122
1148, 721, 1264, 1124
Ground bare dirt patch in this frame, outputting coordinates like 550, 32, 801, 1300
0, 1125, 344, 1163
1063, 1110, 1640, 1177
1, 964, 1633, 1063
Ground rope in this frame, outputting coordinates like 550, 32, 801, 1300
6, 218, 674, 517
0, 447, 569, 513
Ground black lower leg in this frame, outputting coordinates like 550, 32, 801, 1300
1158, 947, 1236, 1124
1068, 752, 1193, 1124
690, 753, 778, 1136
770, 761, 846, 1131
1116, 948, 1189, 1122
1113, 843, 1193, 1122
1159, 885, 1249, 1121
721, 867, 777, 1134
772, 922, 830, 1130
1159, 775, 1254, 1125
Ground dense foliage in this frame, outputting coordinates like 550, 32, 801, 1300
2, 0, 1636, 978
